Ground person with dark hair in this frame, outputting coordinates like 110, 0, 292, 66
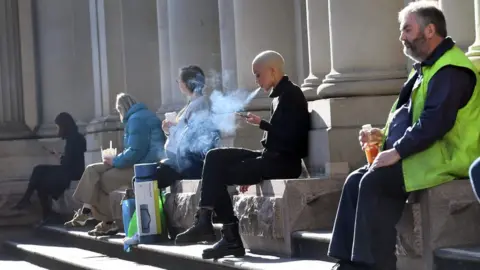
12, 112, 87, 226
329, 2, 480, 270
174, 51, 310, 260
157, 65, 219, 188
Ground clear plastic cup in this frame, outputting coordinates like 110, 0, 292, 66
362, 124, 379, 164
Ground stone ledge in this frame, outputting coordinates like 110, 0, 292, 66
396, 179, 480, 270
52, 181, 82, 215
233, 177, 343, 256
165, 180, 238, 231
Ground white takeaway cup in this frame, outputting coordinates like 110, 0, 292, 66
165, 112, 177, 123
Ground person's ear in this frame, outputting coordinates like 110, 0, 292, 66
424, 23, 435, 39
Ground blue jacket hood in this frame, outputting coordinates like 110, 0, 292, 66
123, 103, 148, 123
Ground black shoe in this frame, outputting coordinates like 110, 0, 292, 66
332, 260, 372, 270
175, 209, 216, 245
202, 222, 245, 260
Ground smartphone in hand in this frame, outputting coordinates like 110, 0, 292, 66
236, 112, 248, 118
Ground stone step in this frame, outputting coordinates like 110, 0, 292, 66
0, 253, 48, 269
38, 225, 336, 270
434, 246, 480, 270
291, 230, 335, 262
3, 238, 165, 270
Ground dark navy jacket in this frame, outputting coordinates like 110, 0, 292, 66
386, 37, 476, 158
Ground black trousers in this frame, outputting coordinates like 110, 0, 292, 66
24, 165, 68, 218
199, 148, 302, 224
328, 163, 408, 270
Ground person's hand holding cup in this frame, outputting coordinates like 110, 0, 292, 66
358, 127, 383, 150
163, 112, 177, 134
102, 145, 117, 166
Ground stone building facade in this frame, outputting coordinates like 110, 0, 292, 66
0, 0, 478, 195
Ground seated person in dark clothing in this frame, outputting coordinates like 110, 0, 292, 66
156, 65, 220, 189
329, 3, 480, 270
12, 112, 86, 225
174, 50, 310, 260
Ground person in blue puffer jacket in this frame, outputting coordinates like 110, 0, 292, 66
65, 93, 165, 237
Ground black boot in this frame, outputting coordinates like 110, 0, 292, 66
175, 208, 216, 245
202, 222, 245, 260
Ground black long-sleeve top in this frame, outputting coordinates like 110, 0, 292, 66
61, 132, 87, 180
259, 76, 310, 159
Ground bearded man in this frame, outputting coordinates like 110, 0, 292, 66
329, 1, 480, 270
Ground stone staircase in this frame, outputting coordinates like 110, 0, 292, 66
2, 225, 335, 269
2, 178, 480, 269
4, 224, 480, 270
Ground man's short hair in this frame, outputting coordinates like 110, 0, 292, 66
252, 50, 285, 73
398, 1, 447, 38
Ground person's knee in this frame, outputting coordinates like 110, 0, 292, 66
469, 158, 480, 181
358, 168, 385, 193
343, 170, 364, 193
205, 148, 225, 162
32, 165, 45, 175
469, 158, 480, 201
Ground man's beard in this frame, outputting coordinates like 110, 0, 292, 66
403, 34, 427, 62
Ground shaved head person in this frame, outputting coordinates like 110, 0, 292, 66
174, 50, 310, 260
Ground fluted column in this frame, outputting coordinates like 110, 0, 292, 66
233, 0, 297, 109
103, 0, 160, 111
318, 0, 407, 98
439, 0, 475, 51
467, 0, 480, 70
34, 0, 94, 136
0, 0, 31, 139
156, 0, 174, 112
294, 0, 309, 85
301, 0, 330, 100
167, 0, 221, 105
218, 0, 237, 91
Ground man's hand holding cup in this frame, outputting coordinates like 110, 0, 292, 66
359, 128, 383, 149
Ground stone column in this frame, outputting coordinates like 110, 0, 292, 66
167, 0, 221, 106
233, 0, 297, 94
156, 0, 173, 112
467, 0, 480, 70
86, 0, 161, 163
34, 0, 94, 137
230, 0, 298, 150
308, 0, 406, 176
318, 0, 406, 98
103, 0, 160, 111
18, 0, 39, 131
439, 0, 475, 51
0, 0, 31, 139
301, 0, 330, 100
294, 0, 309, 86
218, 0, 237, 91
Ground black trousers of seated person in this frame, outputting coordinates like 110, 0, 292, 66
199, 148, 302, 224
328, 162, 408, 270
22, 165, 69, 218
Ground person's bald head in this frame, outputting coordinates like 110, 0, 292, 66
252, 50, 285, 93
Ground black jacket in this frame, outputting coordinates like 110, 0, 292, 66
61, 132, 87, 180
259, 76, 310, 159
